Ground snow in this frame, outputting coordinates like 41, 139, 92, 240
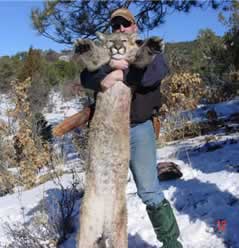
0, 93, 14, 123
43, 90, 84, 124
182, 97, 239, 123
155, 134, 239, 248
1, 92, 239, 247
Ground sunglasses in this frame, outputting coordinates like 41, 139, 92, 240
111, 19, 132, 31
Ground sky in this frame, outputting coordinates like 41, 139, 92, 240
0, 1, 228, 56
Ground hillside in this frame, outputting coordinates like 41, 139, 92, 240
0, 92, 239, 247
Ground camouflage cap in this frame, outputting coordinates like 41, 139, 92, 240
110, 8, 135, 23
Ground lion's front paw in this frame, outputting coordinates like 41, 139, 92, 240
74, 39, 92, 54
147, 37, 165, 54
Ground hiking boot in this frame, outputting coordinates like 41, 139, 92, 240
146, 199, 183, 248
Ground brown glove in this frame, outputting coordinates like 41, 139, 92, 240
52, 106, 92, 137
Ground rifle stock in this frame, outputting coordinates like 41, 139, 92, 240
52, 107, 91, 136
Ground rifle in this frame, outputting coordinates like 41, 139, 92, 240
52, 105, 161, 138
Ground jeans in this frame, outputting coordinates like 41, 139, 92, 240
130, 120, 165, 207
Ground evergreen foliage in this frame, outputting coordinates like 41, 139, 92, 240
192, 29, 227, 84
219, 0, 239, 70
0, 0, 238, 104
0, 56, 21, 92
0, 46, 81, 112
31, 0, 230, 44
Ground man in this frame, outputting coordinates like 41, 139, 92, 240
80, 8, 183, 248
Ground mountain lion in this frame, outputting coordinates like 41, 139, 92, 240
74, 32, 165, 248
73, 31, 165, 71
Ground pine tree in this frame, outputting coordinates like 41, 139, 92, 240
31, 0, 231, 44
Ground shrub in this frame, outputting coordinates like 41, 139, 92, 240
160, 72, 204, 113
159, 72, 204, 143
11, 78, 51, 189
4, 172, 84, 247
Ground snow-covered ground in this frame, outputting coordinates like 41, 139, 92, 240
1, 93, 239, 248
43, 90, 84, 123
0, 93, 15, 123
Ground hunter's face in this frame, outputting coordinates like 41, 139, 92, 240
111, 16, 138, 34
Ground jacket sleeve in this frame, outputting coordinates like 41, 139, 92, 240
141, 54, 169, 87
125, 53, 169, 89
80, 64, 112, 91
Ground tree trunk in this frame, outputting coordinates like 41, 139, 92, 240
77, 81, 131, 248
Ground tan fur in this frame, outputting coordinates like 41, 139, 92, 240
75, 32, 165, 248
73, 32, 165, 71
77, 82, 130, 248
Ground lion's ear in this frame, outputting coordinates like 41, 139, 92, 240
96, 32, 106, 41
135, 39, 144, 47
